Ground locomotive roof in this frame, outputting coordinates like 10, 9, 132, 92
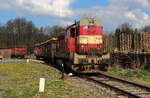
79, 18, 101, 26
67, 18, 101, 29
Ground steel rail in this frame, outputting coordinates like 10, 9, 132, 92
79, 73, 150, 98
98, 73, 150, 92
83, 77, 141, 98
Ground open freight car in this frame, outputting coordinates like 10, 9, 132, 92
9, 46, 27, 58
0, 46, 27, 59
0, 48, 11, 59
34, 43, 46, 60
34, 18, 110, 73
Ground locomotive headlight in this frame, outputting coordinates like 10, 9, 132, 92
78, 45, 84, 53
81, 45, 84, 48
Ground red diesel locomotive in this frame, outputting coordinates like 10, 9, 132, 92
34, 18, 110, 73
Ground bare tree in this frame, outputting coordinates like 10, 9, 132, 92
115, 23, 134, 35
142, 25, 150, 33
0, 18, 50, 53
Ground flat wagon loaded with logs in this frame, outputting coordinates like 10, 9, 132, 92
111, 32, 150, 70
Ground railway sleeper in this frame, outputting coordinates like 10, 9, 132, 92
120, 88, 142, 91
124, 90, 148, 93
102, 81, 125, 85
97, 78, 110, 81
109, 85, 138, 90
97, 81, 150, 97
112, 85, 144, 91
134, 92, 150, 94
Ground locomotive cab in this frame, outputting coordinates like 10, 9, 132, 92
66, 25, 78, 52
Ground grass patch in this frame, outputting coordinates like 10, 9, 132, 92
0, 61, 104, 98
36, 80, 103, 98
106, 67, 150, 82
0, 62, 61, 98
136, 70, 150, 81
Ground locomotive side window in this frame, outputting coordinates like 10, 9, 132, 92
70, 27, 79, 37
70, 28, 76, 37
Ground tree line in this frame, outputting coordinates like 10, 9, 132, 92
0, 18, 65, 53
0, 18, 150, 54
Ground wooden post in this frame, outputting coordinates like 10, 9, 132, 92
61, 63, 65, 80
39, 78, 45, 93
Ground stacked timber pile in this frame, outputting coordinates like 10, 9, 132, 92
118, 32, 150, 53
142, 33, 150, 52
0, 48, 11, 59
119, 33, 132, 53
133, 34, 139, 52
147, 33, 150, 53
133, 33, 150, 53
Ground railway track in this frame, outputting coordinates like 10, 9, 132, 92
79, 73, 150, 98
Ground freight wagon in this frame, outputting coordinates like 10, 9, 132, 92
0, 46, 27, 59
0, 48, 11, 59
9, 46, 27, 58
34, 18, 110, 73
34, 43, 46, 60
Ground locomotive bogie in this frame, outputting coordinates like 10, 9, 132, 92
73, 53, 109, 64
70, 53, 110, 72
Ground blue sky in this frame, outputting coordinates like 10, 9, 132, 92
0, 0, 150, 32
72, 0, 109, 8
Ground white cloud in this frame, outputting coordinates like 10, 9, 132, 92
76, 0, 150, 31
109, 0, 150, 9
126, 12, 137, 21
125, 9, 150, 28
55, 19, 73, 26
0, 0, 150, 31
0, 0, 74, 18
